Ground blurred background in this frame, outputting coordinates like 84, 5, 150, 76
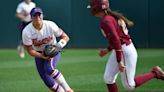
0, 0, 164, 92
0, 0, 164, 48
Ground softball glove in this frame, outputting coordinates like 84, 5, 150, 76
43, 44, 61, 57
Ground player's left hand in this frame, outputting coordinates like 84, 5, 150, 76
43, 56, 51, 61
43, 44, 61, 58
99, 48, 108, 57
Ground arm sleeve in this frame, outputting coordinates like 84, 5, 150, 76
49, 21, 63, 37
22, 30, 32, 46
102, 19, 122, 63
107, 45, 112, 51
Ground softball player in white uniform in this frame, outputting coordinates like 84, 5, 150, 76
22, 7, 73, 92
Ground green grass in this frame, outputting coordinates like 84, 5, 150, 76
0, 49, 164, 92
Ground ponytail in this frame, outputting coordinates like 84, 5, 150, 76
105, 8, 134, 28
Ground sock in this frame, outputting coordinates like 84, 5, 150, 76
106, 83, 118, 92
51, 83, 65, 92
51, 69, 71, 91
134, 72, 156, 87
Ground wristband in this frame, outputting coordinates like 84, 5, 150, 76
116, 50, 122, 63
57, 39, 67, 48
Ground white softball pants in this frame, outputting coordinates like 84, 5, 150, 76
104, 42, 138, 90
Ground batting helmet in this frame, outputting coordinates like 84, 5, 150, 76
89, 0, 109, 15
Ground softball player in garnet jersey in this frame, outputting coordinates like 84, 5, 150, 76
89, 0, 164, 92
22, 7, 73, 92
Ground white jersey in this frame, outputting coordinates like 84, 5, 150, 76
22, 20, 63, 51
16, 1, 36, 22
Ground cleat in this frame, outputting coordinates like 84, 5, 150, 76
19, 51, 25, 58
17, 45, 25, 58
152, 66, 164, 80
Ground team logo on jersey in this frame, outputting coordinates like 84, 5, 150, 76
32, 37, 53, 46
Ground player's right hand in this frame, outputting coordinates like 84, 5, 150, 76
99, 48, 108, 57
41, 53, 51, 61
118, 62, 126, 72
43, 56, 51, 61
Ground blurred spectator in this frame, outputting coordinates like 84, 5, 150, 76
15, 0, 36, 58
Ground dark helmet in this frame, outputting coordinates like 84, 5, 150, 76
89, 0, 109, 15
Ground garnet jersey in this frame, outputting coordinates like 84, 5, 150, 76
22, 20, 63, 51
100, 15, 131, 50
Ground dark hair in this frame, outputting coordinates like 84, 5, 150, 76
105, 8, 134, 28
